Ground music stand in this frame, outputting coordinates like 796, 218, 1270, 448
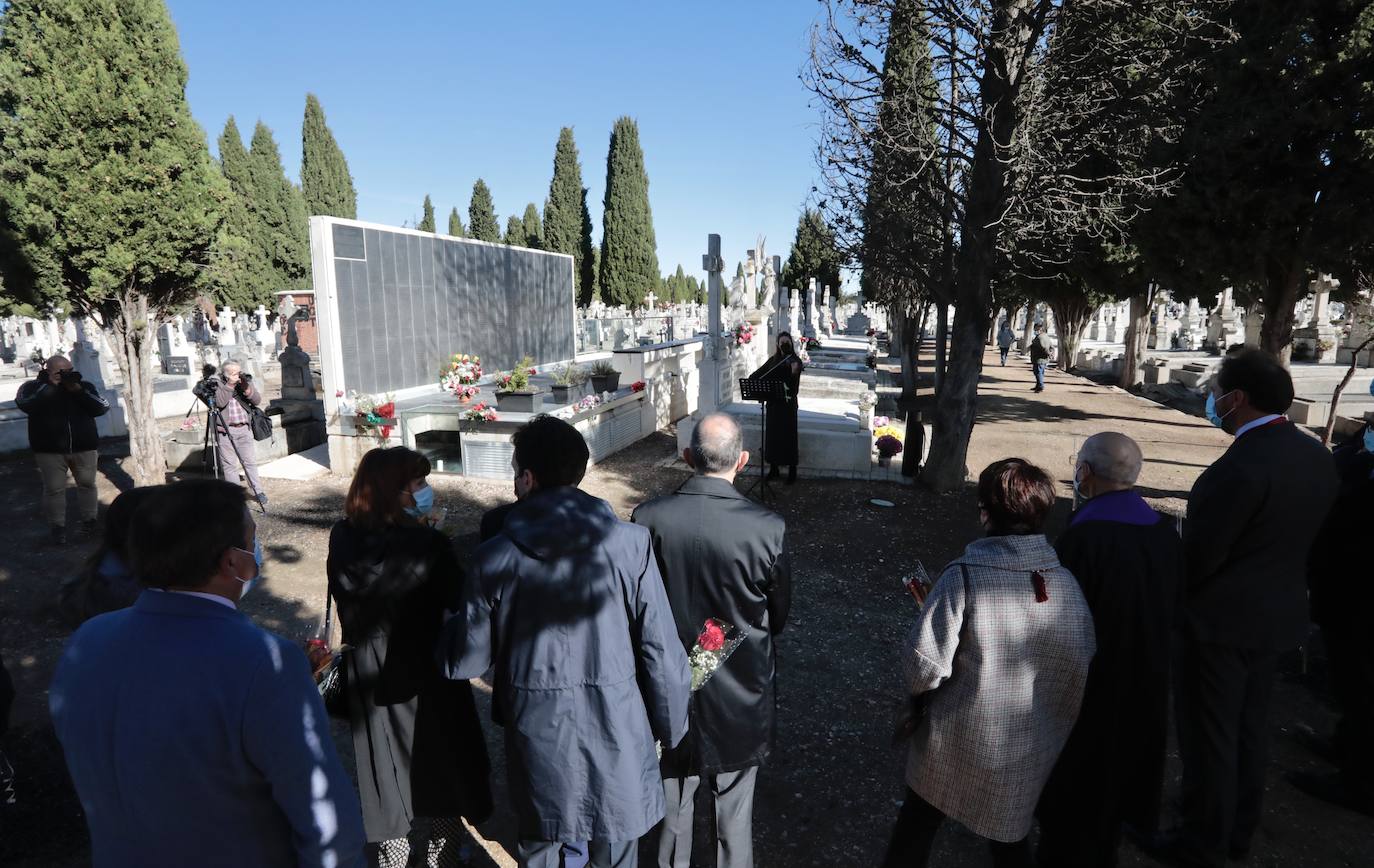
739, 377, 786, 501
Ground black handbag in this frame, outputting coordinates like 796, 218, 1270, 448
307, 590, 350, 719
235, 392, 274, 441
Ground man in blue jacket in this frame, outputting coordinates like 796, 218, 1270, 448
15, 354, 109, 543
49, 479, 365, 868
441, 415, 691, 868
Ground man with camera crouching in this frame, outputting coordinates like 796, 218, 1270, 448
212, 362, 267, 507
16, 355, 110, 544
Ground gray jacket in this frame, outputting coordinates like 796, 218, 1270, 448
903, 534, 1096, 842
440, 486, 690, 843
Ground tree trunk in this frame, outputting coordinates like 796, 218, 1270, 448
1117, 287, 1156, 389
1259, 260, 1304, 365
933, 303, 948, 396
899, 312, 917, 401
1323, 333, 1374, 445
1049, 296, 1094, 377
103, 293, 167, 487
1021, 303, 1036, 350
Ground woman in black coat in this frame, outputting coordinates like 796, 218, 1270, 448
328, 447, 491, 867
751, 332, 804, 483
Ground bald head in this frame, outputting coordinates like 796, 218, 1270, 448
1077, 432, 1143, 495
686, 412, 748, 480
46, 355, 72, 372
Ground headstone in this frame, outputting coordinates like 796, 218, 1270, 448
699, 234, 726, 413
218, 305, 237, 347
1243, 306, 1263, 349
803, 279, 818, 339
1337, 294, 1373, 367
1293, 274, 1340, 362
278, 310, 315, 401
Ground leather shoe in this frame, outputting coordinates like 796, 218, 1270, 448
1288, 770, 1374, 818
1149, 829, 1221, 868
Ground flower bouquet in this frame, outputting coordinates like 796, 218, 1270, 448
631, 380, 646, 393
876, 433, 904, 466
462, 402, 498, 429
688, 617, 748, 691
441, 353, 483, 403
351, 391, 397, 441
729, 321, 755, 348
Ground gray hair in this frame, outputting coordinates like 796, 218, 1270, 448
690, 412, 743, 475
1078, 432, 1143, 486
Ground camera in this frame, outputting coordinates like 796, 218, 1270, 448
59, 370, 83, 385
191, 364, 219, 405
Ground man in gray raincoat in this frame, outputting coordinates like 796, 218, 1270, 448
441, 415, 691, 868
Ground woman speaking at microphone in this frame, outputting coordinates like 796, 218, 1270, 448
750, 331, 804, 484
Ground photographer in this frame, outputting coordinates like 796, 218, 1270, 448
16, 355, 110, 544
212, 362, 266, 507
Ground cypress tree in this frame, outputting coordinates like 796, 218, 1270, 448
468, 179, 500, 242
248, 121, 310, 291
447, 206, 465, 237
578, 188, 596, 306
504, 215, 524, 246
300, 92, 356, 218
418, 194, 435, 232
598, 117, 659, 307
215, 116, 271, 307
544, 127, 591, 299
0, 0, 228, 485
782, 208, 842, 301
521, 203, 542, 249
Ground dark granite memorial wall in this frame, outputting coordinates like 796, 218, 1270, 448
328, 223, 574, 395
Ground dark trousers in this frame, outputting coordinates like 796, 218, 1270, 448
999, 347, 1011, 365
658, 766, 758, 868
518, 839, 623, 868
1322, 621, 1374, 800
1175, 637, 1279, 867
880, 788, 1031, 868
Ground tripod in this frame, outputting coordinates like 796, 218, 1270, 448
185, 393, 267, 514
739, 377, 786, 503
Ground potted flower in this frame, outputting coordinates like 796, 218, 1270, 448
462, 402, 499, 431
440, 353, 482, 404
588, 359, 621, 393
550, 362, 587, 404
876, 432, 904, 467
494, 356, 540, 413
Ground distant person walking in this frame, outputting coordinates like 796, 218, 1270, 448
1038, 433, 1184, 867
997, 321, 1016, 366
1164, 350, 1338, 867
440, 415, 690, 868
16, 354, 109, 543
49, 480, 365, 867
633, 413, 793, 868
1029, 325, 1050, 393
882, 458, 1095, 868
329, 447, 492, 865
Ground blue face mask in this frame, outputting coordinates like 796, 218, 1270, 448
1364, 427, 1374, 455
233, 540, 262, 599
405, 483, 434, 518
1205, 390, 1236, 429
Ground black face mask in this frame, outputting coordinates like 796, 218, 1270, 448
780, 342, 793, 354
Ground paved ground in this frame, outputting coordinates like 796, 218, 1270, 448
0, 347, 1368, 866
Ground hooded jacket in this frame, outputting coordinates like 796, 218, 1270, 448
439, 486, 691, 843
16, 373, 109, 454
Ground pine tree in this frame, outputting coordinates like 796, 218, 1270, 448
504, 215, 524, 246
248, 121, 310, 292
0, 0, 229, 485
418, 194, 436, 232
447, 207, 465, 237
215, 116, 272, 307
521, 203, 542, 250
300, 93, 357, 218
468, 179, 500, 242
544, 127, 592, 299
599, 117, 659, 307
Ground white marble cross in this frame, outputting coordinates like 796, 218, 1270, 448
643, 291, 658, 311
254, 305, 270, 331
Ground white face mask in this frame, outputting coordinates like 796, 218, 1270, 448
231, 545, 260, 598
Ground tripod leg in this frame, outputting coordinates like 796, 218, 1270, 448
208, 406, 267, 513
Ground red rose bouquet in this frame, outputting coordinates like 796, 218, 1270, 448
688, 617, 748, 691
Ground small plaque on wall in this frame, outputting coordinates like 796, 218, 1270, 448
163, 356, 190, 376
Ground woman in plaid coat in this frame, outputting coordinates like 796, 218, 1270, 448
882, 459, 1097, 867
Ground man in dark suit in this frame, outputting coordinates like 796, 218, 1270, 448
49, 480, 366, 868
1166, 350, 1338, 868
1038, 432, 1184, 867
632, 412, 793, 868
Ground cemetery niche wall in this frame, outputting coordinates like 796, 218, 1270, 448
311, 217, 655, 478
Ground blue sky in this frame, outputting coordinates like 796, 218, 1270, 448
167, 0, 829, 286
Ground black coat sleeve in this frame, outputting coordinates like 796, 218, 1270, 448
15, 379, 59, 415
766, 546, 792, 634
1183, 461, 1260, 591
75, 381, 110, 417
